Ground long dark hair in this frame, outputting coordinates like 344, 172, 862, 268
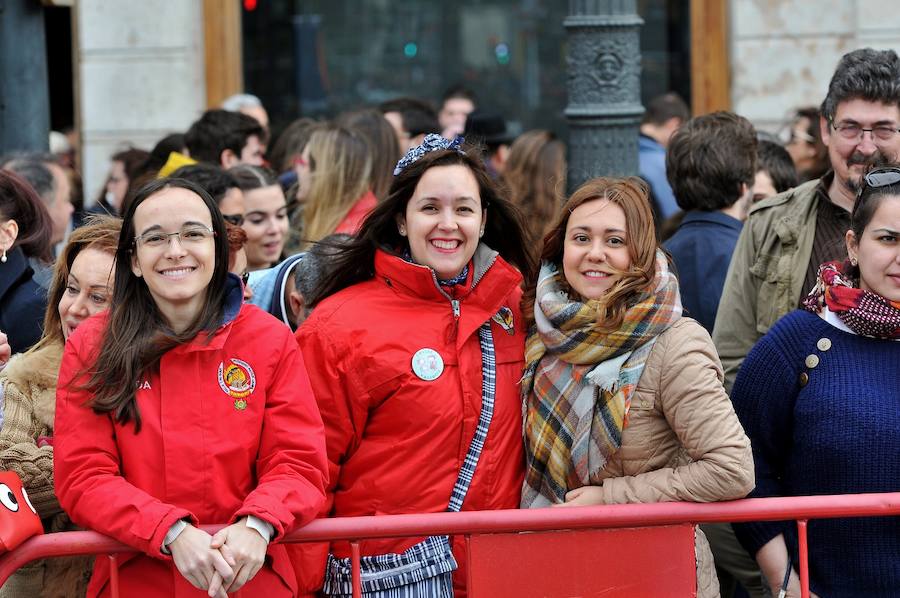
308, 146, 536, 306
84, 178, 230, 431
0, 170, 53, 262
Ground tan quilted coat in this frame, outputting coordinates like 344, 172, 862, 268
589, 317, 755, 598
0, 344, 91, 598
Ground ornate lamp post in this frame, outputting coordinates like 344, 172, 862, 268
565, 1, 643, 191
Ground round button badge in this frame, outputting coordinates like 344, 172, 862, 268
412, 348, 444, 381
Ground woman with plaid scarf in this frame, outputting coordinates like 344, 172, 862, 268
520, 177, 754, 597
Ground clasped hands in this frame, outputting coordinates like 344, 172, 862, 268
168, 518, 268, 597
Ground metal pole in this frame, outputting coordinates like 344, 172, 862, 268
565, 0, 644, 190
0, 0, 51, 153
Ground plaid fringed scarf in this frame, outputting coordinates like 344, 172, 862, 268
521, 249, 682, 507
803, 260, 900, 339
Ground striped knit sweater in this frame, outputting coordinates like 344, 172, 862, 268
731, 309, 900, 598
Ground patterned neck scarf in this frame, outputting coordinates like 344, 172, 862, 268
802, 260, 900, 339
521, 249, 682, 507
400, 248, 470, 287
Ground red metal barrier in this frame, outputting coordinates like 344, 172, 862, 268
1, 492, 898, 597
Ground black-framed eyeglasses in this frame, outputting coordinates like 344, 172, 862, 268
831, 121, 900, 142
223, 213, 244, 227
134, 225, 215, 248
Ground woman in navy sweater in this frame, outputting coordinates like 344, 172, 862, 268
731, 166, 900, 598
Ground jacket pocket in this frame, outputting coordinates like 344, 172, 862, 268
749, 252, 781, 335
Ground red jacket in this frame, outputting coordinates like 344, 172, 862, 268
293, 246, 525, 595
334, 190, 377, 235
54, 300, 328, 598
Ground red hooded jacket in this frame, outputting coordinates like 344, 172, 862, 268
292, 246, 525, 595
54, 299, 328, 598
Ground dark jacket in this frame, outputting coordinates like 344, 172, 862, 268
664, 210, 743, 333
0, 247, 47, 354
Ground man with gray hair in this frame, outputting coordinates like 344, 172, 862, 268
1, 153, 73, 247
714, 47, 900, 391
222, 93, 270, 137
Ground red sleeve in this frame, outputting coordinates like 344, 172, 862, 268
295, 319, 368, 500
289, 317, 370, 593
232, 328, 328, 539
53, 328, 195, 558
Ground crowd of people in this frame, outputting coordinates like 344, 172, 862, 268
0, 45, 897, 598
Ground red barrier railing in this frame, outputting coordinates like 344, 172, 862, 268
1, 492, 898, 597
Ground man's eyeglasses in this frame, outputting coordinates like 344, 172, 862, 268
223, 213, 244, 227
831, 121, 900, 142
135, 225, 215, 248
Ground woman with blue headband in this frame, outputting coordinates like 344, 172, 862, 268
292, 135, 536, 597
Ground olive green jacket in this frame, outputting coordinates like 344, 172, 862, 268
712, 178, 823, 393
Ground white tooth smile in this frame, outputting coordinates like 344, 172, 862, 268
584, 271, 609, 278
431, 240, 460, 250
160, 267, 195, 277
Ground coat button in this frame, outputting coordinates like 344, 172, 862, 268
816, 338, 832, 351
805, 354, 820, 369
799, 372, 809, 387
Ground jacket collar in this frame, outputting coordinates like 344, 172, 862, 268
180, 273, 244, 352
374, 243, 507, 302
680, 210, 743, 231
0, 246, 33, 298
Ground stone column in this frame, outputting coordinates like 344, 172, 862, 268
565, 0, 644, 191
0, 0, 50, 153
75, 0, 206, 204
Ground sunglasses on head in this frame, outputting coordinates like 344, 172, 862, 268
862, 167, 900, 189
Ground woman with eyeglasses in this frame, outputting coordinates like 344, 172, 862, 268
731, 166, 900, 598
229, 165, 289, 271
783, 107, 829, 183
53, 178, 327, 598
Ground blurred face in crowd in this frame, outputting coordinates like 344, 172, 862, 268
823, 99, 900, 199
847, 195, 900, 302
439, 98, 475, 138
218, 187, 245, 224
130, 188, 216, 326
241, 184, 288, 270
786, 116, 817, 172
384, 112, 414, 153
239, 135, 265, 167
562, 198, 632, 300
753, 169, 778, 203
398, 164, 485, 280
229, 247, 253, 301
295, 145, 313, 203
106, 160, 129, 211
47, 163, 73, 244
59, 248, 114, 340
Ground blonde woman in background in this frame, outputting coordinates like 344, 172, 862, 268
298, 124, 374, 246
